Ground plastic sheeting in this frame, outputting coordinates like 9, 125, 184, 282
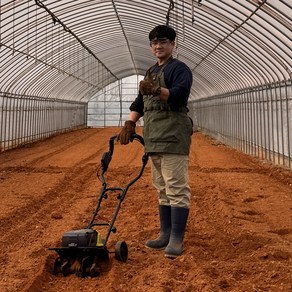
1, 0, 291, 101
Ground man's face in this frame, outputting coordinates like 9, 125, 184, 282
150, 38, 175, 61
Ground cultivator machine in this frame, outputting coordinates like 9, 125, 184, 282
49, 134, 148, 277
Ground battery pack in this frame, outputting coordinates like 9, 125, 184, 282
61, 229, 97, 247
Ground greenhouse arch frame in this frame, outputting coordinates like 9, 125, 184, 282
0, 0, 291, 168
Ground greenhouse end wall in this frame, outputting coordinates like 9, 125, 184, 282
0, 93, 87, 152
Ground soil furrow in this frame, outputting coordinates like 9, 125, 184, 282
0, 129, 291, 292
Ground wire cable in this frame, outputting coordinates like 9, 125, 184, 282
166, 0, 174, 26
34, 0, 118, 80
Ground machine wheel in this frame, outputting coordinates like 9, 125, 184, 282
115, 241, 128, 262
53, 257, 62, 275
80, 256, 91, 278
89, 259, 101, 278
61, 260, 71, 277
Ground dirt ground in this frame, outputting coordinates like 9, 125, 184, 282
0, 127, 291, 292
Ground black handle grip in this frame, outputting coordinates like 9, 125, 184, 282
101, 152, 112, 172
129, 133, 145, 146
101, 134, 145, 172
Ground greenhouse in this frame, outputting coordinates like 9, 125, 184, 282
1, 0, 291, 167
0, 1, 292, 291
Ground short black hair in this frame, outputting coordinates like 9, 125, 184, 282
148, 25, 176, 41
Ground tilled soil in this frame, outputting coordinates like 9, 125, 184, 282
0, 127, 291, 292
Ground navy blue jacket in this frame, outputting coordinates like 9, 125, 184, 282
130, 58, 193, 115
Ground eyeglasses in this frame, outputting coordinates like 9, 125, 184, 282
150, 39, 171, 47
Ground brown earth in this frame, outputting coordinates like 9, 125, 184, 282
0, 127, 291, 292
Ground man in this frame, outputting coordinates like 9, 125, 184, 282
118, 25, 193, 258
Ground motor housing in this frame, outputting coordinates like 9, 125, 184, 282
61, 229, 97, 247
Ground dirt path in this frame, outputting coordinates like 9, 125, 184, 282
0, 128, 291, 292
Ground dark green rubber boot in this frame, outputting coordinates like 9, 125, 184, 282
164, 207, 189, 258
145, 205, 171, 250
